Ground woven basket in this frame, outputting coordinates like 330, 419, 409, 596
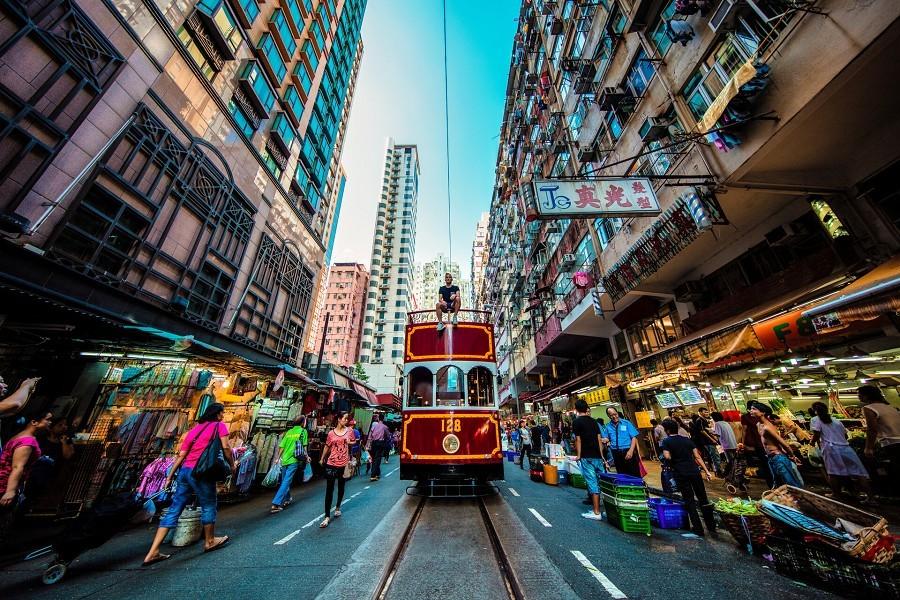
762, 485, 894, 564
716, 510, 773, 550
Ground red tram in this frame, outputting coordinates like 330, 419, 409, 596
399, 310, 504, 492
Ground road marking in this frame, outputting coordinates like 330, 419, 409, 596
274, 529, 301, 545
301, 513, 326, 529
385, 467, 399, 477
364, 485, 371, 489
528, 508, 552, 527
508, 487, 520, 497
570, 551, 627, 599
351, 492, 362, 498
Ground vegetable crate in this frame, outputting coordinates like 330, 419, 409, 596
604, 501, 651, 535
716, 510, 773, 551
767, 535, 900, 599
648, 498, 688, 529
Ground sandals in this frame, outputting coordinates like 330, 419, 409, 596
204, 536, 230, 553
319, 517, 330, 528
142, 553, 171, 567
334, 509, 342, 518
270, 506, 284, 514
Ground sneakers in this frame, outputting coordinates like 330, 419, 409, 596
451, 313, 458, 325
582, 511, 603, 521
436, 322, 445, 332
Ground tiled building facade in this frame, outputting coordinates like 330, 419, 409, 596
0, 0, 366, 366
312, 262, 368, 368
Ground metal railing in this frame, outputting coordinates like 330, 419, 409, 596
406, 309, 493, 325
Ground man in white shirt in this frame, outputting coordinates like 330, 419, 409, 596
518, 420, 532, 470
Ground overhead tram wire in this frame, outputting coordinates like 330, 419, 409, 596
442, 0, 452, 262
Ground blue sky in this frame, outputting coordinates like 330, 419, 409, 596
329, 0, 520, 276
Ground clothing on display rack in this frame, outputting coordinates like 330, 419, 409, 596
136, 455, 176, 497
114, 410, 190, 455
250, 431, 284, 476
231, 446, 258, 493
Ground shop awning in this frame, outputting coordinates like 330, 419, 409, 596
527, 365, 604, 406
802, 254, 900, 320
375, 393, 401, 410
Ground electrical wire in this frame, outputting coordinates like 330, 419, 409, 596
442, 0, 452, 262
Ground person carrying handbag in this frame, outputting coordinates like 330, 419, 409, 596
142, 403, 235, 566
270, 416, 309, 513
319, 411, 356, 528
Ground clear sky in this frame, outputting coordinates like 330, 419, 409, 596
329, 0, 520, 278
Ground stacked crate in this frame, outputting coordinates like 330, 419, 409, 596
598, 473, 651, 535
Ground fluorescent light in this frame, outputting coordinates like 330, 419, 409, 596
767, 378, 780, 384
812, 357, 834, 365
834, 356, 881, 362
781, 357, 806, 365
875, 371, 900, 375
80, 351, 125, 358
126, 354, 188, 362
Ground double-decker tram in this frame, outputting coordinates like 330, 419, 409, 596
400, 309, 504, 496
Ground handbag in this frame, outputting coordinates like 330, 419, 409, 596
191, 423, 231, 482
343, 458, 357, 479
293, 438, 307, 461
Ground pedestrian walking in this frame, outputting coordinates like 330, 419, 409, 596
270, 416, 308, 514
143, 403, 235, 566
739, 403, 774, 487
859, 384, 900, 492
749, 401, 803, 488
0, 409, 52, 538
809, 401, 871, 499
651, 418, 666, 458
573, 400, 606, 521
660, 418, 716, 536
367, 413, 390, 481
319, 411, 356, 528
518, 420, 532, 470
691, 408, 722, 476
711, 412, 737, 478
602, 407, 641, 477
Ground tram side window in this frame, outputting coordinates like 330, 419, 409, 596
435, 366, 465, 407
466, 367, 494, 407
408, 367, 433, 407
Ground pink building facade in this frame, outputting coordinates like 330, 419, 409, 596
314, 263, 369, 368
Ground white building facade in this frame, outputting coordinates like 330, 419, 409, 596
359, 140, 420, 393
471, 212, 490, 309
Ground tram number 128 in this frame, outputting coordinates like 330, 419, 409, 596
441, 418, 461, 433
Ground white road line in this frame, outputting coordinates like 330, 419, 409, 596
528, 508, 552, 527
301, 513, 326, 529
364, 485, 371, 489
570, 551, 627, 599
385, 467, 399, 477
351, 492, 362, 498
274, 529, 301, 545
508, 487, 520, 497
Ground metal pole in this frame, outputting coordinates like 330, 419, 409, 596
315, 312, 330, 380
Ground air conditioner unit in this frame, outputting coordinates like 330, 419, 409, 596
765, 222, 807, 246
371, 358, 383, 364
708, 0, 739, 33
596, 86, 628, 109
560, 253, 577, 271
639, 116, 672, 142
674, 280, 706, 303
373, 344, 384, 351
574, 76, 594, 95
578, 143, 599, 163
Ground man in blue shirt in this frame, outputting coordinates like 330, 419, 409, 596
603, 407, 642, 477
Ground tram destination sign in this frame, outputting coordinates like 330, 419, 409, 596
527, 178, 661, 220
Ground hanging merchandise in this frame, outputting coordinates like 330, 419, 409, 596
136, 455, 176, 497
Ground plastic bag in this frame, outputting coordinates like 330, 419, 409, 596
302, 461, 313, 482
262, 461, 282, 488
361, 450, 370, 464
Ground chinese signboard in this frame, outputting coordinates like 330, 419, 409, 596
578, 386, 611, 406
529, 178, 661, 220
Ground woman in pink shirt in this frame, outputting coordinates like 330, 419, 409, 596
0, 409, 52, 539
319, 411, 356, 528
143, 403, 235, 566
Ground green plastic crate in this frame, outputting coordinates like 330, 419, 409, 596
570, 473, 587, 489
604, 501, 651, 535
601, 491, 649, 510
599, 480, 648, 501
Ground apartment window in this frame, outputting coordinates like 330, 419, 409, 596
363, 328, 373, 336
362, 342, 371, 349
393, 336, 402, 344
568, 100, 587, 141
550, 36, 563, 71
365, 316, 374, 322
301, 40, 319, 72
233, 0, 259, 24
258, 34, 287, 82
626, 48, 656, 98
177, 27, 216, 81
366, 303, 375, 310
240, 61, 276, 113
270, 10, 297, 58
293, 62, 313, 96
395, 301, 404, 307
625, 302, 682, 358
228, 99, 255, 138
613, 331, 630, 364
551, 152, 570, 177
197, 0, 242, 56
648, 0, 677, 57
594, 217, 623, 250
392, 350, 403, 358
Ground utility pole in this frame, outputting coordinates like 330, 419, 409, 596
315, 312, 331, 380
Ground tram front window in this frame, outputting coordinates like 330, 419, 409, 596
466, 366, 494, 407
435, 366, 465, 407
408, 367, 433, 407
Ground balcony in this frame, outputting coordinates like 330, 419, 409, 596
269, 112, 297, 153
195, 0, 242, 60
238, 61, 276, 119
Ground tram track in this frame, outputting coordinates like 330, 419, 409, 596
374, 494, 523, 600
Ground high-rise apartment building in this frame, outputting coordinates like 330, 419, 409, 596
359, 140, 420, 392
413, 254, 468, 311
313, 263, 368, 368
471, 212, 490, 308
0, 0, 366, 367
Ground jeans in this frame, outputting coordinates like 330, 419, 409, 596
674, 473, 714, 533
160, 467, 217, 527
324, 468, 346, 517
519, 444, 532, 469
370, 441, 385, 478
272, 462, 299, 506
750, 446, 775, 487
704, 444, 722, 474
768, 453, 804, 488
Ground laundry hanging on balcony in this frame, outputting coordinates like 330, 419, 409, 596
698, 61, 772, 151
665, 19, 695, 46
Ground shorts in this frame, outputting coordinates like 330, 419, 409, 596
439, 303, 456, 313
580, 458, 607, 496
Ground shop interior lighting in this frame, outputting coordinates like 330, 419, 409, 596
781, 356, 806, 365
767, 378, 780, 384
812, 355, 835, 365
875, 371, 900, 375
833, 355, 881, 362
80, 351, 125, 358
750, 367, 770, 374
126, 354, 188, 362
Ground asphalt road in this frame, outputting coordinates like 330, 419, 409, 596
1, 460, 844, 600
497, 462, 838, 600
1, 463, 407, 599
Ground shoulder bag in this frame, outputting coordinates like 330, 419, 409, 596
192, 423, 232, 482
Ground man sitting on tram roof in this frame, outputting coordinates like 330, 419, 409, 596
436, 272, 461, 332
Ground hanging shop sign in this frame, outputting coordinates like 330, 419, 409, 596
526, 178, 661, 220
602, 198, 703, 303
751, 308, 818, 351
578, 386, 611, 406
